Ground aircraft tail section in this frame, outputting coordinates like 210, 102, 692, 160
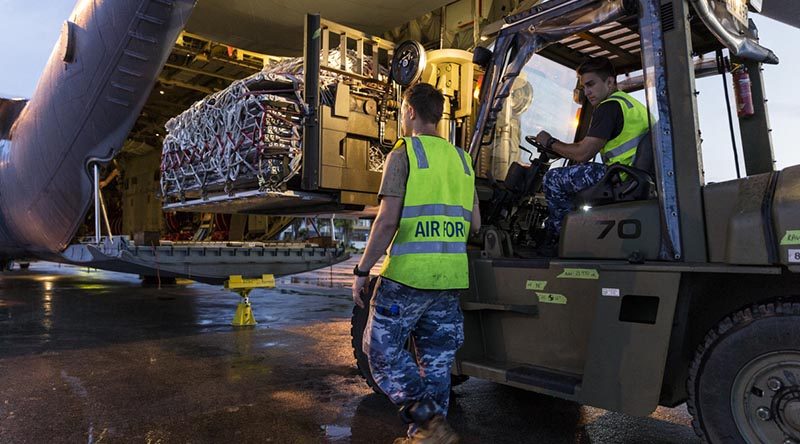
0, 0, 195, 256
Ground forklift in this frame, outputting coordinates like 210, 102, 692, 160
352, 0, 800, 442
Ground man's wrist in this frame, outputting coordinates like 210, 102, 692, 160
353, 264, 370, 277
545, 137, 561, 150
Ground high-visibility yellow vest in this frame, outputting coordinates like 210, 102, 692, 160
379, 135, 475, 290
599, 90, 650, 167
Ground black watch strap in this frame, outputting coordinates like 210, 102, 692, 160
545, 137, 560, 150
353, 265, 370, 277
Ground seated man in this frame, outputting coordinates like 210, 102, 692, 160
535, 56, 649, 253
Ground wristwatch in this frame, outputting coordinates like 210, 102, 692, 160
545, 136, 560, 150
353, 264, 370, 277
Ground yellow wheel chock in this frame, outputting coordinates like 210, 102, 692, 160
225, 274, 275, 327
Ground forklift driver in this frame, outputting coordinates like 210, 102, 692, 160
535, 56, 649, 255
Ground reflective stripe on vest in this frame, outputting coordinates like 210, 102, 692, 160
601, 133, 646, 164
379, 135, 475, 290
401, 204, 472, 222
390, 241, 467, 256
409, 136, 429, 169
599, 91, 650, 167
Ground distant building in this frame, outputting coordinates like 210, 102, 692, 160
350, 219, 372, 251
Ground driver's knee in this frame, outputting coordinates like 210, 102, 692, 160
543, 167, 558, 186
543, 167, 567, 196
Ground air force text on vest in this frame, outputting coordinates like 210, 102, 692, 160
414, 220, 466, 238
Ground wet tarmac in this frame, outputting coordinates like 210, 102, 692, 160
0, 259, 701, 443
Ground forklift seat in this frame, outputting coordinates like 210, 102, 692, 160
575, 130, 655, 206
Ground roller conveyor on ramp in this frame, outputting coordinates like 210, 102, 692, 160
59, 237, 349, 284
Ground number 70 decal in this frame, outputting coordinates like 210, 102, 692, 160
597, 219, 642, 239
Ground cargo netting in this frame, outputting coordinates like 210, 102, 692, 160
160, 51, 389, 201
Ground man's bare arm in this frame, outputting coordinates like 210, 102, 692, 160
535, 131, 606, 163
470, 199, 481, 234
551, 136, 606, 163
357, 196, 402, 272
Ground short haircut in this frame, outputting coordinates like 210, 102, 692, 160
577, 57, 616, 82
403, 83, 444, 125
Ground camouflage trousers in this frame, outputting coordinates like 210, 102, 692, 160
543, 162, 606, 235
363, 277, 465, 420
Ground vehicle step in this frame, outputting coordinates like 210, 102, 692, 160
461, 301, 539, 315
506, 365, 581, 395
460, 359, 581, 395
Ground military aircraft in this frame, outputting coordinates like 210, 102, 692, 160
0, 0, 795, 282
0, 0, 448, 282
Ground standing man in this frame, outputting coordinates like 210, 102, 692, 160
535, 56, 650, 253
351, 82, 480, 444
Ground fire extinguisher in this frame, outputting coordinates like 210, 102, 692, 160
733, 67, 755, 117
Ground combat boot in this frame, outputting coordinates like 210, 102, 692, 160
396, 399, 460, 444
393, 415, 460, 444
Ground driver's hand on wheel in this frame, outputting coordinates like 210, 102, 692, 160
535, 130, 553, 148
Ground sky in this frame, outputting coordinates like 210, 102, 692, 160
0, 1, 798, 183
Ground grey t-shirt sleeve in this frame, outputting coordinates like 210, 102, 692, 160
587, 101, 624, 141
377, 145, 409, 199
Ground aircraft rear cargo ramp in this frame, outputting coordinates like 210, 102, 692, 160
61, 238, 347, 284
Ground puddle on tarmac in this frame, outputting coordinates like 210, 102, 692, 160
322, 424, 352, 441
287, 276, 350, 288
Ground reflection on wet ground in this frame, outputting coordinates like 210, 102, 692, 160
280, 257, 382, 289
0, 259, 700, 443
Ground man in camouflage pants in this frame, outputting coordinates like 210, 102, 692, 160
535, 57, 650, 254
365, 279, 465, 440
542, 163, 606, 235
352, 83, 480, 443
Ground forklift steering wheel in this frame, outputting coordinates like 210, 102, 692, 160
524, 135, 561, 160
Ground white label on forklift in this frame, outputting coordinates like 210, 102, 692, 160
789, 249, 800, 263
602, 288, 620, 297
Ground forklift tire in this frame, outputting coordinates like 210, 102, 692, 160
687, 300, 800, 444
350, 277, 469, 395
